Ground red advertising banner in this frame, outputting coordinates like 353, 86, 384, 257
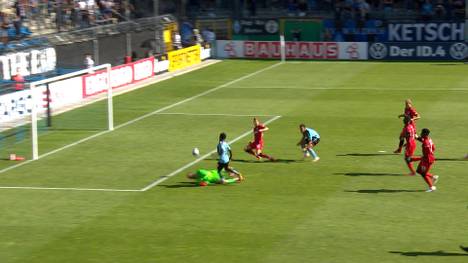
217, 40, 368, 60
243, 41, 338, 59
82, 57, 155, 98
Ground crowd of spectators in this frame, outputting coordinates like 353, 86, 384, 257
0, 0, 137, 43
241, 0, 465, 21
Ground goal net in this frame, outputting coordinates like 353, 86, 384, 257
0, 64, 112, 167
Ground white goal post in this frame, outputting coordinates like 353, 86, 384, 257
29, 63, 112, 160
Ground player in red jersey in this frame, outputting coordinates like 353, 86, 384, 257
400, 116, 417, 175
412, 128, 439, 192
395, 99, 420, 154
244, 117, 275, 161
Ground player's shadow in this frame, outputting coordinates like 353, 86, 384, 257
431, 63, 463, 66
231, 158, 299, 164
345, 189, 425, 194
336, 153, 397, 157
160, 182, 199, 188
436, 158, 467, 162
335, 172, 404, 177
389, 250, 468, 257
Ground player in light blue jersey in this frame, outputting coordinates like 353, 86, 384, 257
297, 124, 320, 162
217, 132, 242, 181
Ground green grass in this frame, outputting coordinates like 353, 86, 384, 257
0, 60, 467, 262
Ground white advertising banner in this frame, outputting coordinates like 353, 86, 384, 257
0, 47, 57, 80
216, 40, 368, 60
47, 76, 83, 109
154, 59, 170, 74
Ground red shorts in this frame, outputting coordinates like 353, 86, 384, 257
248, 141, 263, 151
417, 160, 434, 174
405, 142, 416, 157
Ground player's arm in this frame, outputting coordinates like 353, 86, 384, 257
297, 136, 305, 146
410, 108, 420, 121
259, 126, 269, 132
412, 114, 420, 122
228, 149, 233, 161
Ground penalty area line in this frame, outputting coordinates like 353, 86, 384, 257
140, 115, 282, 192
154, 112, 278, 117
0, 186, 142, 192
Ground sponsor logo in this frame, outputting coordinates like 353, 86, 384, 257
168, 45, 201, 72
244, 41, 338, 59
345, 43, 360, 59
223, 41, 237, 58
265, 20, 279, 34
388, 23, 464, 42
369, 43, 387, 59
449, 42, 468, 60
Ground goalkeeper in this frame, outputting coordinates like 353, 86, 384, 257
187, 169, 243, 186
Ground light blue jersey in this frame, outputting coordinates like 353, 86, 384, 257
306, 128, 320, 140
217, 141, 231, 164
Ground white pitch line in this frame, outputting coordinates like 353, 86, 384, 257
141, 115, 282, 191
0, 62, 282, 175
0, 186, 142, 192
155, 112, 278, 117
227, 86, 468, 91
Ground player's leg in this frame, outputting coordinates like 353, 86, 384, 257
257, 144, 275, 161
417, 162, 435, 191
425, 162, 438, 185
394, 138, 404, 154
225, 164, 241, 177
394, 127, 405, 153
404, 144, 416, 175
307, 139, 320, 161
394, 129, 405, 153
244, 142, 260, 159
404, 156, 416, 175
187, 172, 197, 179
217, 162, 226, 181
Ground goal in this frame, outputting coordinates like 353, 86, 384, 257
0, 63, 112, 163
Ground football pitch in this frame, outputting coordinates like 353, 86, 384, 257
0, 60, 467, 262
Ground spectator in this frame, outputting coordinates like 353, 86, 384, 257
201, 27, 215, 43
0, 10, 11, 44
12, 68, 24, 91
249, 0, 257, 17
434, 0, 446, 20
172, 31, 182, 49
298, 0, 308, 16
356, 0, 370, 21
452, 0, 464, 19
84, 53, 95, 69
383, 0, 394, 12
193, 28, 203, 45
421, 0, 433, 20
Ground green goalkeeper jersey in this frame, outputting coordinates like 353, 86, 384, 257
195, 169, 237, 184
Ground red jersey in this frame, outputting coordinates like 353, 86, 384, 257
405, 106, 418, 122
403, 123, 416, 144
421, 137, 435, 163
253, 124, 265, 143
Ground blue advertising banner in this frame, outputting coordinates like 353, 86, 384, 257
368, 42, 468, 60
323, 21, 465, 42
387, 22, 464, 42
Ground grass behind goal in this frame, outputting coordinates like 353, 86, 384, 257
0, 60, 467, 263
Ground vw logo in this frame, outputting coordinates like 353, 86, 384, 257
265, 20, 279, 34
369, 43, 387, 59
449, 42, 468, 60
